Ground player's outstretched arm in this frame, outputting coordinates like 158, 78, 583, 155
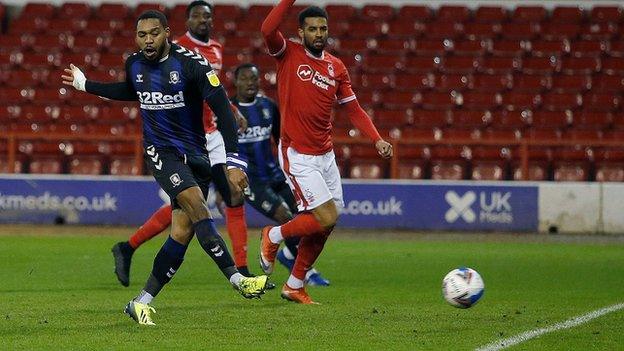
343, 99, 393, 159
61, 63, 136, 101
261, 0, 294, 56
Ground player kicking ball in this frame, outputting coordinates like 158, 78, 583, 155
62, 10, 268, 325
230, 63, 330, 286
259, 2, 393, 304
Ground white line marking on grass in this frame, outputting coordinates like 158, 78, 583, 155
475, 302, 624, 351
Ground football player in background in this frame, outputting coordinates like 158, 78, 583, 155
259, 1, 393, 304
231, 63, 330, 286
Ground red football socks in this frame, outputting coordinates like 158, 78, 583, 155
280, 212, 324, 239
128, 205, 172, 249
225, 205, 248, 268
291, 230, 331, 280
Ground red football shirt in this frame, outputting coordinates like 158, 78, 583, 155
271, 40, 355, 155
174, 32, 223, 133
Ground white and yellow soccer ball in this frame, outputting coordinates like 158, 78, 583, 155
442, 267, 485, 308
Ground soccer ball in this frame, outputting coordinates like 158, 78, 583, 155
442, 267, 484, 308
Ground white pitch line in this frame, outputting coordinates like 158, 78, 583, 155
475, 302, 624, 351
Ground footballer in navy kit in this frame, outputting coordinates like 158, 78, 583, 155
61, 10, 267, 326
231, 63, 330, 286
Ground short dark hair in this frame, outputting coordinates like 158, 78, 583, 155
186, 1, 213, 19
136, 10, 169, 28
298, 6, 328, 28
234, 63, 259, 79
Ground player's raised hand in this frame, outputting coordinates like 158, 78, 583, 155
61, 64, 87, 91
375, 140, 393, 159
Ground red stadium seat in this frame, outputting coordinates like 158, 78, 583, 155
463, 23, 499, 40
68, 156, 104, 175
379, 91, 416, 109
0, 87, 33, 104
452, 110, 492, 129
69, 35, 108, 53
472, 74, 513, 92
398, 5, 432, 22
419, 91, 459, 110
500, 23, 540, 40
541, 93, 582, 111
501, 92, 542, 111
513, 74, 552, 92
437, 5, 471, 22
542, 21, 580, 39
29, 157, 64, 174
573, 111, 613, 130
570, 40, 607, 58
432, 73, 472, 92
579, 23, 618, 40
48, 18, 86, 35
346, 21, 384, 39
560, 57, 601, 74
362, 54, 403, 73
454, 39, 489, 56
6, 69, 42, 87
521, 56, 561, 75
385, 19, 420, 39
440, 56, 479, 74
441, 128, 479, 141
107, 36, 136, 54
553, 148, 591, 181
360, 73, 393, 91
0, 156, 26, 173
583, 93, 621, 112
471, 147, 509, 181
337, 38, 370, 54
413, 39, 451, 56
530, 39, 569, 57
551, 75, 592, 93
373, 109, 411, 128
0, 35, 26, 53
590, 6, 623, 22
59, 3, 92, 19
512, 6, 547, 22
411, 109, 452, 128
592, 74, 624, 93
422, 21, 463, 40
349, 161, 386, 179
552, 7, 586, 23
21, 53, 60, 69
490, 40, 527, 57
361, 5, 395, 21
525, 129, 562, 141
532, 110, 573, 129
109, 156, 140, 175
21, 3, 55, 19
430, 146, 468, 180
404, 56, 441, 74
460, 92, 501, 110
393, 73, 433, 91
325, 5, 357, 21
9, 17, 49, 34
375, 38, 413, 54
479, 56, 519, 74
489, 110, 531, 131
602, 57, 624, 75
97, 3, 130, 20
474, 6, 508, 23
133, 3, 168, 17
607, 42, 624, 58
594, 149, 624, 182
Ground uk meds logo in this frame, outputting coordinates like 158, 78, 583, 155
445, 191, 477, 223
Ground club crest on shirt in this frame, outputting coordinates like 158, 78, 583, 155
169, 173, 183, 187
136, 74, 143, 83
262, 108, 271, 119
206, 70, 220, 87
327, 63, 335, 77
169, 71, 180, 84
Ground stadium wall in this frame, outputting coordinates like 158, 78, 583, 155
0, 174, 621, 234
2, 0, 623, 9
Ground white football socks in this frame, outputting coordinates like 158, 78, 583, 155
229, 272, 244, 287
287, 275, 304, 289
282, 246, 295, 260
268, 226, 283, 244
135, 290, 154, 305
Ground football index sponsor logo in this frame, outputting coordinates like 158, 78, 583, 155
445, 190, 513, 224
296, 64, 336, 91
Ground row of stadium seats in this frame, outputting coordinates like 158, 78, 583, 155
9, 3, 624, 24
2, 140, 622, 182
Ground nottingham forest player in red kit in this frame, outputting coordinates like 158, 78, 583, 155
111, 1, 255, 286
259, 1, 393, 304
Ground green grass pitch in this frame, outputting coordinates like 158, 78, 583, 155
1, 225, 623, 350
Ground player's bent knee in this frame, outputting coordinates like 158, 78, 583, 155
313, 201, 339, 229
176, 187, 210, 222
